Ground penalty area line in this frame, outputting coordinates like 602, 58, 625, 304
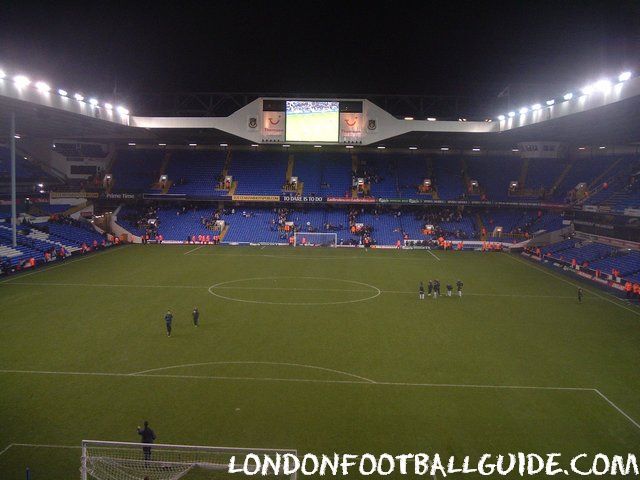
0, 369, 638, 431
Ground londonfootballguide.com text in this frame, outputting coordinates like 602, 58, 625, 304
228, 452, 640, 477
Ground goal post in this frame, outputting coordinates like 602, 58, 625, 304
81, 440, 298, 480
292, 232, 337, 247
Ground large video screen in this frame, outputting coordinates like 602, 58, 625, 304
285, 100, 339, 142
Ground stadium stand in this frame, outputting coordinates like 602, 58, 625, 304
231, 151, 288, 195
166, 150, 227, 196
110, 149, 164, 191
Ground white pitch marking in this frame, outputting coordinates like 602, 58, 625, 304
426, 249, 441, 261
208, 276, 381, 306
130, 360, 377, 384
184, 245, 204, 255
594, 389, 640, 431
1, 282, 206, 289
188, 252, 430, 261
0, 281, 595, 300
0, 443, 80, 458
214, 286, 373, 293
0, 367, 593, 391
0, 246, 125, 285
506, 254, 640, 317
1, 369, 638, 430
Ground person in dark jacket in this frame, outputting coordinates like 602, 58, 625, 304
137, 421, 156, 462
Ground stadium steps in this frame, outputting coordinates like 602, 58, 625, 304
286, 154, 295, 179
215, 150, 233, 191
475, 214, 486, 240
460, 157, 472, 192
65, 201, 90, 216
159, 151, 172, 176
219, 224, 230, 241
549, 162, 574, 197
588, 157, 623, 190
149, 152, 173, 191
222, 149, 232, 177
518, 158, 529, 188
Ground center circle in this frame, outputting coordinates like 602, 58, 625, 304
208, 276, 381, 306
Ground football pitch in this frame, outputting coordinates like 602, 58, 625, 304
0, 245, 639, 479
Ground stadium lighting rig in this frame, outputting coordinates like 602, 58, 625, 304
0, 65, 132, 116
496, 70, 634, 122
13, 75, 30, 88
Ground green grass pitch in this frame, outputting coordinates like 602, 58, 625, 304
0, 245, 639, 479
285, 112, 339, 143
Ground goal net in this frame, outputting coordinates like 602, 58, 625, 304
293, 232, 337, 247
81, 440, 298, 480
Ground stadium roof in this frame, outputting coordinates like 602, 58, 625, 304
0, 77, 640, 148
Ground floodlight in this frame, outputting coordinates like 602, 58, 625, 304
497, 115, 505, 121
440, 147, 449, 151
531, 103, 541, 110
35, 81, 51, 92
188, 143, 197, 147
507, 111, 516, 118
427, 117, 436, 121
409, 146, 418, 150
74, 93, 84, 101
13, 75, 30, 87
472, 147, 481, 152
89, 98, 99, 106
404, 116, 414, 121
116, 106, 129, 115
128, 142, 136, 146
377, 146, 386, 149
104, 103, 113, 110
546, 99, 555, 106
594, 79, 612, 93
618, 71, 632, 82
0, 70, 5, 79
58, 89, 68, 96
345, 145, 354, 149
220, 143, 229, 147
519, 107, 529, 114
581, 84, 594, 95
563, 93, 573, 100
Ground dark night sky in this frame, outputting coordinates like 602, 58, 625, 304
0, 0, 638, 102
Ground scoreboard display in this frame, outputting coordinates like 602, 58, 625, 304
262, 99, 364, 144
285, 101, 339, 142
